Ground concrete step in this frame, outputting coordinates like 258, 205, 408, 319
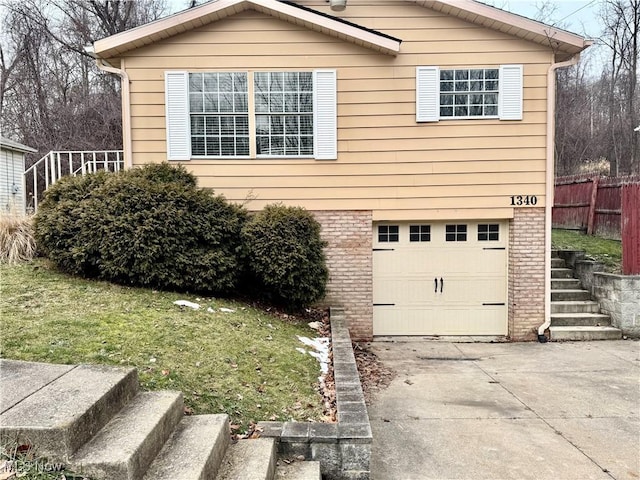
551, 257, 566, 268
69, 391, 184, 480
143, 414, 230, 480
0, 364, 138, 459
550, 313, 612, 327
275, 461, 322, 480
550, 326, 623, 341
551, 301, 601, 314
551, 268, 574, 279
216, 438, 277, 480
551, 289, 591, 301
551, 278, 582, 290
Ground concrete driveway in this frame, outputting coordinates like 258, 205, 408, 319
367, 340, 640, 480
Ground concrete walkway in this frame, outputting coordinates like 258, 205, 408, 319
368, 340, 640, 480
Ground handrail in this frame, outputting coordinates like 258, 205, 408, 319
24, 150, 124, 213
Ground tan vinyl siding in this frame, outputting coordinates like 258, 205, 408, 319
123, 4, 552, 218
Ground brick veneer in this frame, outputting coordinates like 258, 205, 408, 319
312, 211, 373, 341
508, 207, 546, 340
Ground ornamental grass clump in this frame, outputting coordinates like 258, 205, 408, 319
0, 213, 36, 264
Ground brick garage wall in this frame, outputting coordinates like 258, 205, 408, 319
508, 207, 545, 340
312, 211, 373, 341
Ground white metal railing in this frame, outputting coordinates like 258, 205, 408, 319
24, 150, 124, 213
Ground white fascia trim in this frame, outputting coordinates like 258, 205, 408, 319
94, 0, 400, 58
414, 0, 591, 51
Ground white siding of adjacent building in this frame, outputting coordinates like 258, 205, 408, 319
0, 148, 26, 215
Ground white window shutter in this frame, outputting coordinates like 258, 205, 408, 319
165, 71, 191, 160
499, 65, 523, 121
313, 70, 337, 160
416, 66, 439, 122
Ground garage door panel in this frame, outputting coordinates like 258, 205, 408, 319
373, 221, 508, 336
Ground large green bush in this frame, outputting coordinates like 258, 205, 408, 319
241, 204, 328, 308
34, 164, 245, 294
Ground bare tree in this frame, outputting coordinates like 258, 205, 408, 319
0, 0, 167, 160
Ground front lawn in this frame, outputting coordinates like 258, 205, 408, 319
552, 229, 622, 272
0, 260, 324, 430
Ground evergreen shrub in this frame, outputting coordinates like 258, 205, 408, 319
34, 164, 245, 293
241, 204, 328, 308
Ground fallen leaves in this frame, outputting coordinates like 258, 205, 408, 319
353, 342, 396, 404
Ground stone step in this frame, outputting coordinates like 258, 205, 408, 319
551, 257, 566, 268
550, 313, 612, 327
216, 438, 277, 480
551, 268, 574, 279
69, 391, 184, 480
143, 414, 230, 480
551, 278, 582, 290
275, 460, 322, 480
0, 363, 138, 459
550, 326, 623, 341
551, 301, 601, 314
551, 289, 591, 301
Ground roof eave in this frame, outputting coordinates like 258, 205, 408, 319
414, 0, 591, 55
0, 137, 37, 153
93, 0, 401, 59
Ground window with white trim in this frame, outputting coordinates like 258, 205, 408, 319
416, 65, 523, 122
165, 70, 337, 161
189, 72, 249, 157
439, 69, 498, 118
255, 72, 314, 156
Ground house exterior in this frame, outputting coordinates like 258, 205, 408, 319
90, 0, 591, 341
1, 137, 36, 216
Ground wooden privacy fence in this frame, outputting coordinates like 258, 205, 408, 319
553, 175, 640, 275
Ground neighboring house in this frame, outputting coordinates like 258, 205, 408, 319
0, 137, 36, 216
89, 0, 591, 341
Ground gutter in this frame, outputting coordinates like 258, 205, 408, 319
538, 52, 581, 343
86, 46, 133, 169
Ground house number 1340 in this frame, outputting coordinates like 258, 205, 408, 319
510, 195, 538, 206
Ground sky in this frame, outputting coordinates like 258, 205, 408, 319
484, 0, 601, 38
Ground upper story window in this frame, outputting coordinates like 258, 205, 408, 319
165, 70, 336, 161
189, 72, 249, 157
439, 69, 498, 118
416, 65, 522, 123
255, 72, 314, 157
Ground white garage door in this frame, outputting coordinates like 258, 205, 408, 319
373, 221, 508, 336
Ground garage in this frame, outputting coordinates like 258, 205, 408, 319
373, 221, 508, 336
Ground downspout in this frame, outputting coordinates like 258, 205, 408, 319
538, 52, 581, 343
88, 47, 132, 169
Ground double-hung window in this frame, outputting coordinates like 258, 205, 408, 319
416, 64, 523, 122
165, 70, 336, 161
255, 72, 314, 157
189, 72, 249, 157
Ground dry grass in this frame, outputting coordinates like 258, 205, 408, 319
0, 214, 36, 264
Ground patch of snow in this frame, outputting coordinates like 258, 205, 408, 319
296, 347, 307, 355
297, 336, 330, 376
174, 300, 200, 310
207, 307, 214, 313
219, 307, 236, 313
